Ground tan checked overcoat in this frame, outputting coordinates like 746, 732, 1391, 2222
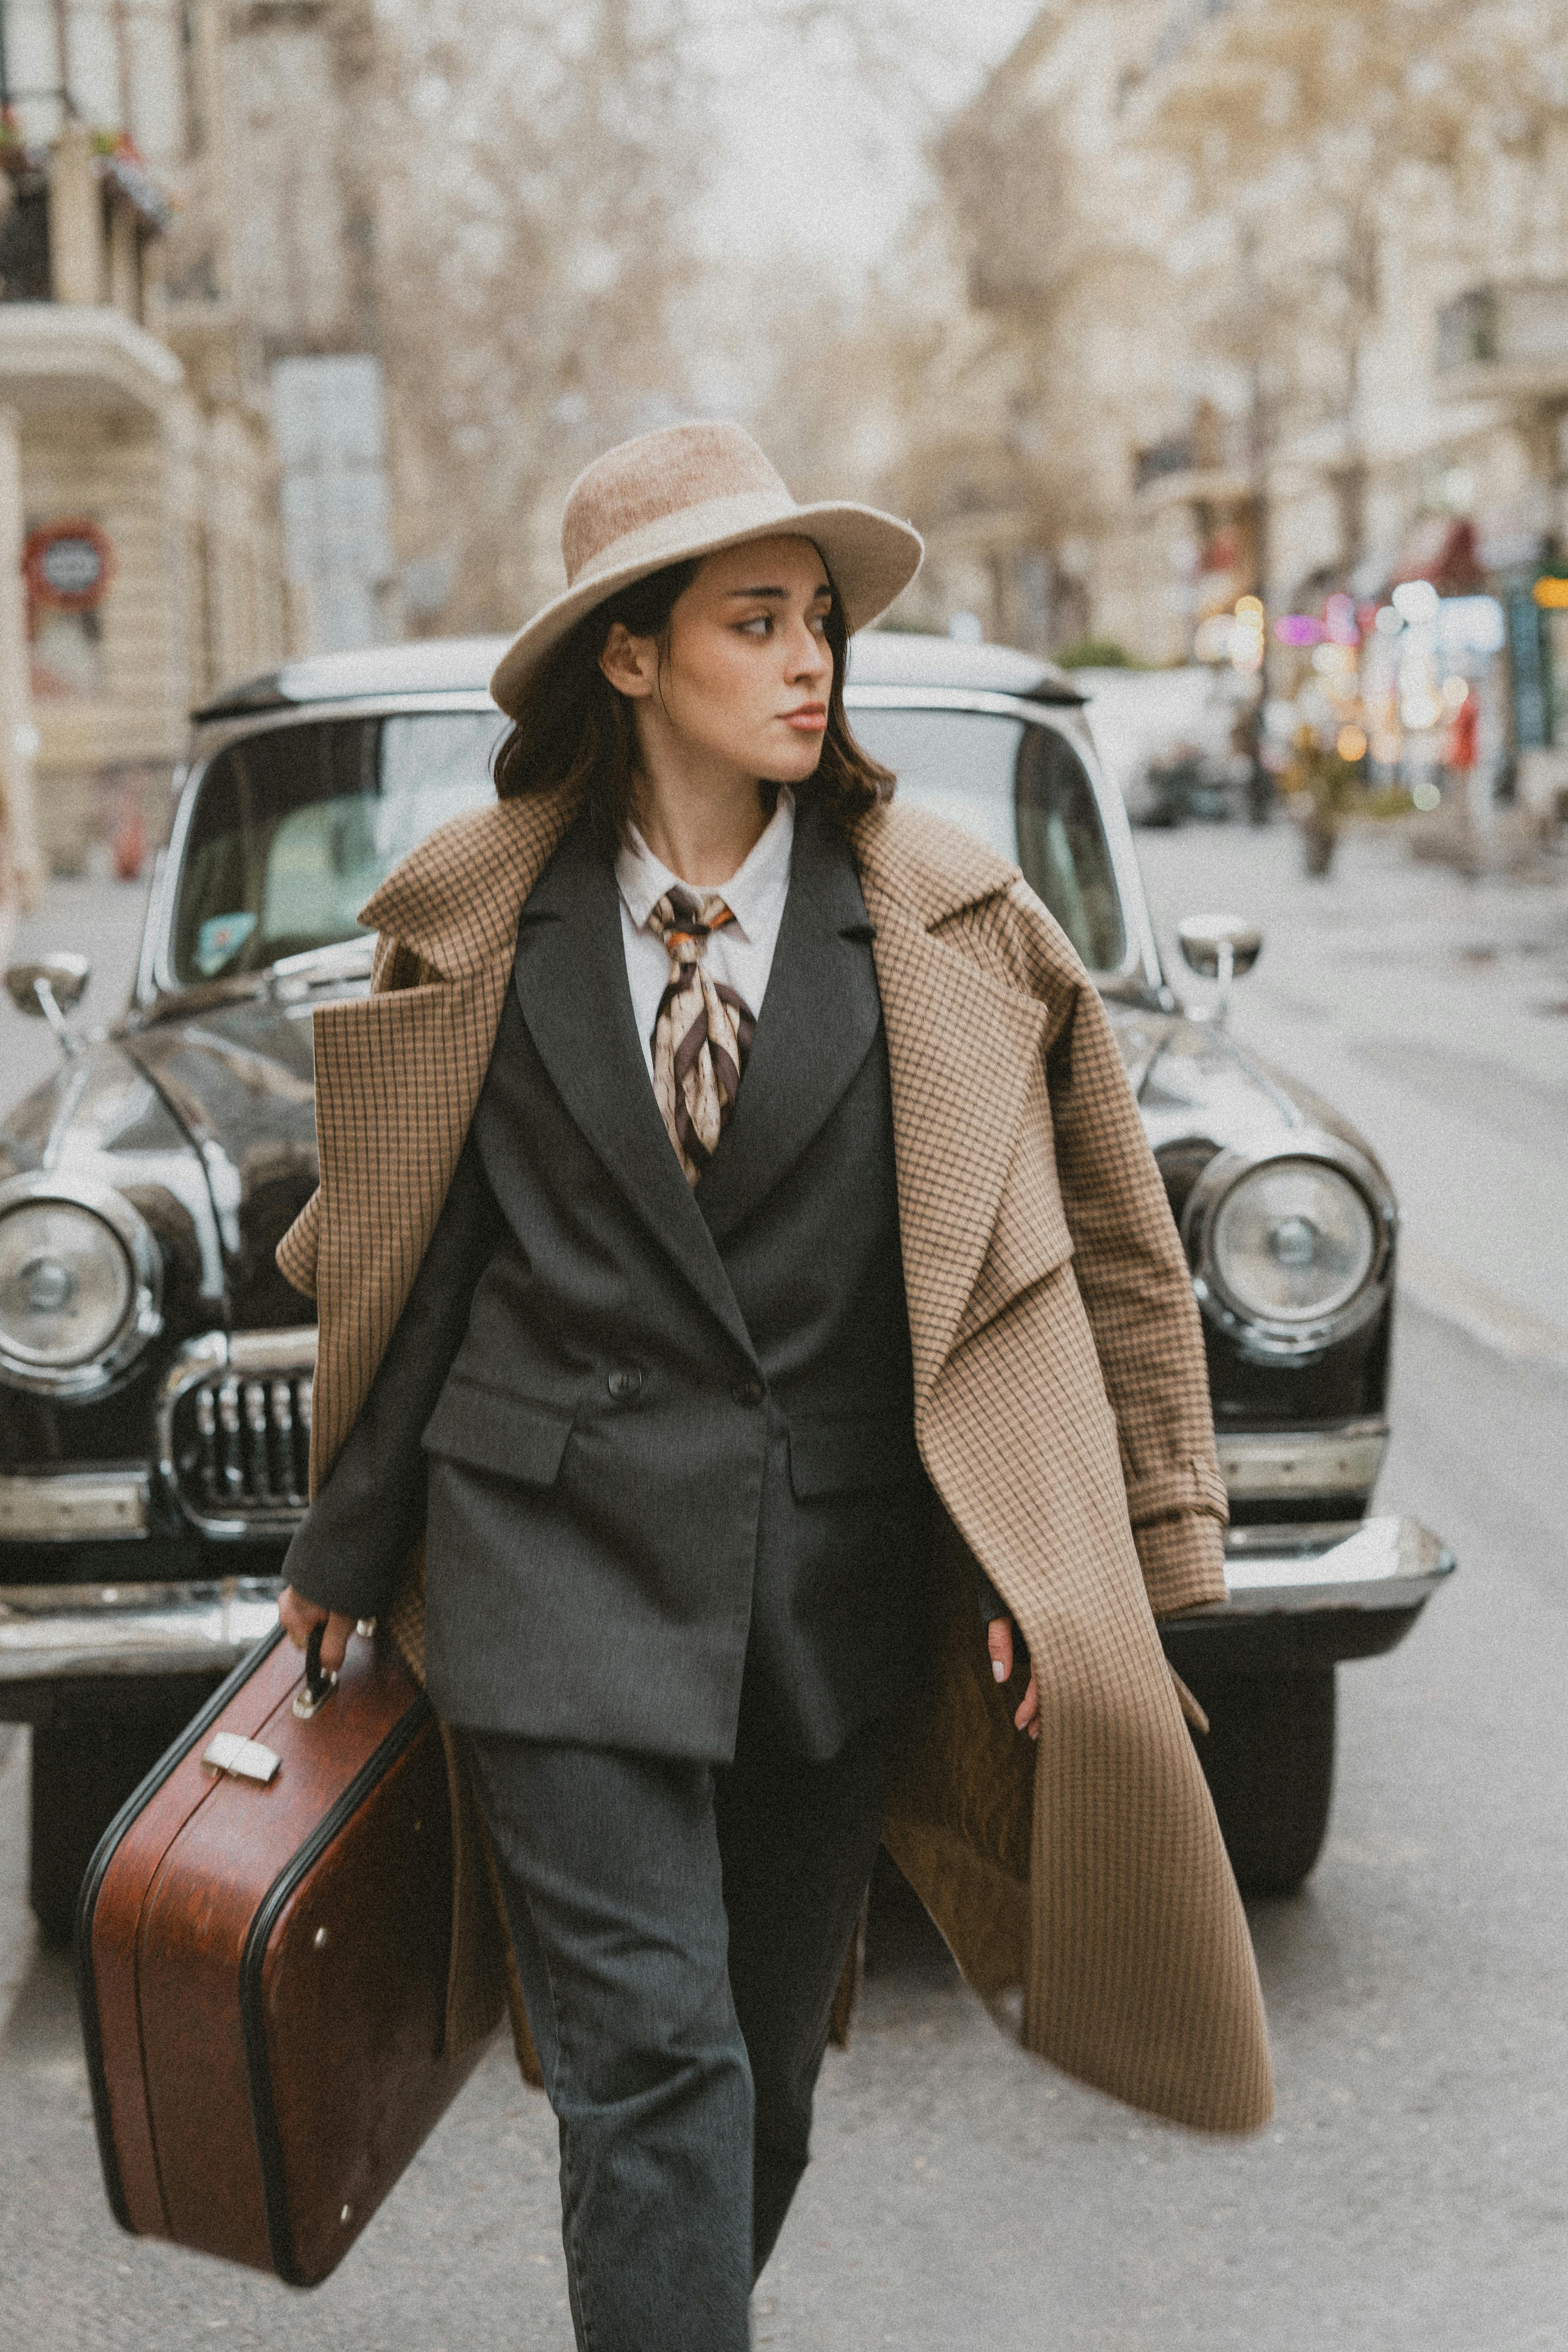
277, 782, 1274, 2136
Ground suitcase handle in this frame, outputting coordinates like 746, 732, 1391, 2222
292, 1621, 339, 1720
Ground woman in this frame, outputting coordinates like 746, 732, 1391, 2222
277, 421, 1271, 2350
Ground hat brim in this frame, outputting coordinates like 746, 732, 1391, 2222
488, 498, 923, 718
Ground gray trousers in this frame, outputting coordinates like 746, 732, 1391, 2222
464, 1711, 890, 2352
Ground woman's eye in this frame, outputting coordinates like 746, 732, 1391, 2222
738, 615, 772, 637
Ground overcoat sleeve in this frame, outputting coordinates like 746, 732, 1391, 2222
279, 1128, 504, 1618
277, 923, 498, 1618
1023, 886, 1228, 1620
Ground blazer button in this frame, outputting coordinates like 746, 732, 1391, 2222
731, 1376, 765, 1407
607, 1368, 643, 1400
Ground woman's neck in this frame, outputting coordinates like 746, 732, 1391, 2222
634, 761, 770, 888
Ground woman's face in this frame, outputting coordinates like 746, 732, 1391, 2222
601, 536, 835, 789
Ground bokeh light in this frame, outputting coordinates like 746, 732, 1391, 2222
1392, 580, 1439, 625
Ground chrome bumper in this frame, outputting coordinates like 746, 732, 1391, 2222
1207, 1514, 1454, 1617
0, 1578, 282, 1681
0, 1518, 1450, 1692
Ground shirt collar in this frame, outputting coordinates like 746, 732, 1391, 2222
616, 787, 795, 940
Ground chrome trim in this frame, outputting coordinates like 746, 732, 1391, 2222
1217, 1420, 1387, 1500
0, 1172, 164, 1396
1203, 1514, 1453, 1617
157, 1328, 318, 1538
0, 1468, 150, 1541
0, 1577, 283, 1681
1182, 1131, 1396, 1359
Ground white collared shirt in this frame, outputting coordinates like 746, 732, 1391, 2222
616, 788, 795, 1080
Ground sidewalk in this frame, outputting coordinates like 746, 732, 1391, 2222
1134, 813, 1568, 1360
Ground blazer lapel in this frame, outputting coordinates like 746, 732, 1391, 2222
854, 807, 1048, 1409
510, 818, 758, 1360
695, 807, 882, 1244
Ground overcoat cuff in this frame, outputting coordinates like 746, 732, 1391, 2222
1135, 1510, 1228, 1621
276, 1186, 322, 1300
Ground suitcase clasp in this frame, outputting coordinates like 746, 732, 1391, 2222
202, 1730, 281, 1784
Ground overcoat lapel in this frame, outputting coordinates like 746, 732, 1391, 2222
510, 819, 758, 1362
694, 806, 881, 1244
853, 808, 1048, 1406
304, 787, 580, 1493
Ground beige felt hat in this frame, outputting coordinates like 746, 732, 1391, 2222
489, 421, 923, 718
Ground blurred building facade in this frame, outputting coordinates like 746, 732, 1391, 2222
897, 0, 1568, 799
0, 1, 283, 876
0, 0, 404, 880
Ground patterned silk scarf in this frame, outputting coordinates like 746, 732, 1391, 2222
646, 887, 757, 1184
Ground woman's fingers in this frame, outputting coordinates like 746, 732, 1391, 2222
987, 1616, 1039, 1738
317, 1612, 355, 1674
277, 1587, 355, 1672
278, 1584, 325, 1650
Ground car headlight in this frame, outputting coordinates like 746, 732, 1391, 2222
0, 1176, 162, 1393
1185, 1139, 1392, 1355
1212, 1160, 1376, 1323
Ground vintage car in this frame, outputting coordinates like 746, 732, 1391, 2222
0, 632, 1452, 1942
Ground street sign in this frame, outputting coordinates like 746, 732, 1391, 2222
23, 521, 116, 612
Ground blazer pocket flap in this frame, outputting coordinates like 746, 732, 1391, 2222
422, 1379, 573, 1487
788, 1414, 919, 1500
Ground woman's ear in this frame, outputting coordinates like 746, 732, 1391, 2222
599, 621, 657, 700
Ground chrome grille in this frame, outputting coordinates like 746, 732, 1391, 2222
159, 1330, 318, 1538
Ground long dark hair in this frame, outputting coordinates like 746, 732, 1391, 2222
491, 552, 894, 845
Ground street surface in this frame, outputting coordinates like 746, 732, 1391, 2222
1, 817, 1566, 2348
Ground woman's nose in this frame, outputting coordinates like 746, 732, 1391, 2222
789, 621, 831, 680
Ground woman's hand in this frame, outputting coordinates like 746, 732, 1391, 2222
986, 1616, 1040, 1741
278, 1585, 356, 1676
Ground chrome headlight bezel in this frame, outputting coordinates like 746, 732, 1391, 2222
1182, 1134, 1394, 1359
0, 1171, 164, 1397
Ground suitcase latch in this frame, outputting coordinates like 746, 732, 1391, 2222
202, 1731, 281, 1785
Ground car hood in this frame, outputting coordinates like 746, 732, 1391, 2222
0, 987, 331, 1329
0, 983, 1383, 1338
1106, 1000, 1387, 1174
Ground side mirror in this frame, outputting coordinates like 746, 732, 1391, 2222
5, 952, 92, 1056
1176, 915, 1261, 1025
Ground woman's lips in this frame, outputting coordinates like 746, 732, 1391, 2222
781, 706, 828, 732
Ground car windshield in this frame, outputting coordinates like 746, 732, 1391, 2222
168, 712, 504, 983
850, 708, 1127, 973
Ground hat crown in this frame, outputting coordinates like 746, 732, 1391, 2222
560, 422, 792, 585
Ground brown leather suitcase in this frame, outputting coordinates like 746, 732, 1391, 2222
76, 1622, 489, 2286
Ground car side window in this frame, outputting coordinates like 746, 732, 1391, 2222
169, 714, 502, 983
1014, 724, 1126, 973
850, 706, 1126, 972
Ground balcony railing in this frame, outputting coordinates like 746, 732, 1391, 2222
0, 98, 167, 316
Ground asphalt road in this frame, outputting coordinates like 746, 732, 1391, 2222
2, 818, 1565, 2349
